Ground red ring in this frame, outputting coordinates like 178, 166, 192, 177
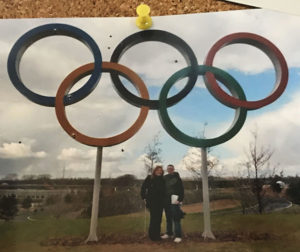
55, 62, 149, 147
204, 33, 289, 110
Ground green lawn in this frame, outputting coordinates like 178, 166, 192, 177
1, 206, 300, 251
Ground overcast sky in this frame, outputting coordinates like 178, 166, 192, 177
1, 9, 300, 179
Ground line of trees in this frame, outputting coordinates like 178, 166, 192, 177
1, 174, 52, 181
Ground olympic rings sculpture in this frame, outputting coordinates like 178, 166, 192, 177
7, 23, 289, 148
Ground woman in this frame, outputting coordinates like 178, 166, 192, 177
141, 166, 165, 241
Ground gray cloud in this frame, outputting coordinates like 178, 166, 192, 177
0, 142, 46, 159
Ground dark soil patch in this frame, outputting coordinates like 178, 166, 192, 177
40, 231, 278, 247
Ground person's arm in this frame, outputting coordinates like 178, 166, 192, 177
141, 175, 150, 200
177, 176, 184, 202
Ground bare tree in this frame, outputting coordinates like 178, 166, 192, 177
143, 132, 163, 175
234, 165, 256, 214
183, 123, 223, 184
182, 147, 221, 188
241, 129, 276, 214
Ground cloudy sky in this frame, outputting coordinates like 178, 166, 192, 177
1, 9, 300, 179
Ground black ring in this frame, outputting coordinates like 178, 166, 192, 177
110, 30, 198, 109
7, 23, 102, 107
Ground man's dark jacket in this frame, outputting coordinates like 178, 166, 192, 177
164, 172, 184, 204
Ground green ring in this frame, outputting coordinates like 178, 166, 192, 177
158, 65, 247, 148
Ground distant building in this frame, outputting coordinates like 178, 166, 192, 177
0, 188, 77, 201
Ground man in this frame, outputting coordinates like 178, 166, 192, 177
161, 164, 184, 243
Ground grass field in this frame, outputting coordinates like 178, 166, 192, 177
1, 205, 300, 252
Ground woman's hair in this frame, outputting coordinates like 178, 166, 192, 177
152, 165, 164, 177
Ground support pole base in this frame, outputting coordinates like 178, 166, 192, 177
85, 234, 98, 243
202, 230, 216, 240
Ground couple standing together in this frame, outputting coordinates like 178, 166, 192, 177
141, 164, 185, 243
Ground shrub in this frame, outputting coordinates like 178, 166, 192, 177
287, 180, 300, 204
64, 194, 73, 204
22, 196, 32, 209
0, 195, 18, 221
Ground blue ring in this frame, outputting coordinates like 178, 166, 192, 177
7, 23, 102, 107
